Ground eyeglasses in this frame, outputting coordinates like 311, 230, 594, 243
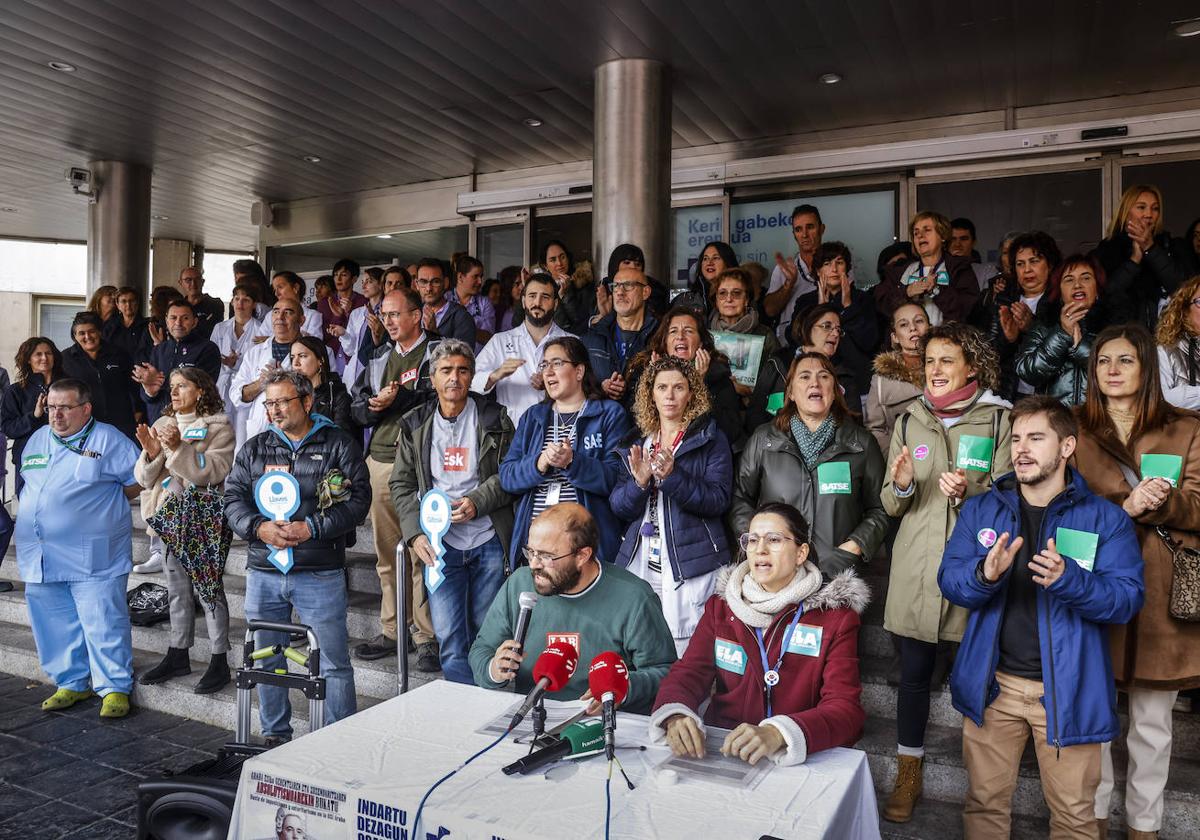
1190, 298, 1200, 308
263, 396, 302, 410
414, 278, 442, 287
522, 546, 576, 565
716, 289, 746, 299
46, 403, 85, 414
738, 532, 803, 552
381, 309, 420, 319
813, 321, 845, 336
537, 358, 573, 372
611, 281, 647, 293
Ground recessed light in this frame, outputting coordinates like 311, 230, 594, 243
1173, 17, 1200, 37
302, 154, 321, 163
523, 117, 544, 128
0, 207, 16, 213
47, 60, 76, 72
152, 214, 169, 220
818, 73, 842, 85
376, 234, 393, 239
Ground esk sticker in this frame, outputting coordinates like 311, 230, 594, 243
977, 528, 998, 548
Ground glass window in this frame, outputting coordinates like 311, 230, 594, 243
916, 169, 1102, 264
199, 251, 254, 304
477, 224, 525, 279
36, 298, 85, 352
671, 205, 723, 291
533, 211, 590, 274
269, 226, 470, 276
730, 189, 896, 287
1120, 159, 1200, 243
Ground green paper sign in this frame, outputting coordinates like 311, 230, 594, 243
1056, 527, 1098, 572
766, 391, 785, 416
817, 461, 852, 495
1141, 453, 1183, 487
956, 435, 995, 472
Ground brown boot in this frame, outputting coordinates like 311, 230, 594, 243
1095, 817, 1108, 839
882, 753, 923, 822
1126, 828, 1157, 840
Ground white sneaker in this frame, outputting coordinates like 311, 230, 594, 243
137, 552, 164, 574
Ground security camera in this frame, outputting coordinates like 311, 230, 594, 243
66, 167, 96, 198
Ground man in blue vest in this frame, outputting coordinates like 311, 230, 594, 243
15, 378, 141, 718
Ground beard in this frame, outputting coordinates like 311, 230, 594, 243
532, 562, 582, 596
1016, 454, 1062, 486
525, 306, 555, 328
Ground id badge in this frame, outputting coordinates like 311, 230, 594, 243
544, 481, 562, 506
647, 536, 662, 565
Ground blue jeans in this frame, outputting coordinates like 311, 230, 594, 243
428, 534, 506, 684
244, 567, 356, 738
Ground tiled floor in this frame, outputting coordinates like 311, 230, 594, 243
0, 672, 231, 840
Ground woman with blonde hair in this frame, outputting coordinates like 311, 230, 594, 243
1154, 274, 1200, 409
1093, 184, 1189, 331
611, 355, 733, 655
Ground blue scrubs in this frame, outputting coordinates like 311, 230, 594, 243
15, 420, 139, 696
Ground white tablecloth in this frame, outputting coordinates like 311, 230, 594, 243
228, 680, 880, 840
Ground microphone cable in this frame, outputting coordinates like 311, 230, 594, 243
412, 726, 510, 838
604, 754, 635, 840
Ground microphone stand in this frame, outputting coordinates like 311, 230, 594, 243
529, 697, 548, 753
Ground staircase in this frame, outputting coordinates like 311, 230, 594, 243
2, 508, 1200, 837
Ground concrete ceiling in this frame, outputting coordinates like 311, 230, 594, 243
1, 0, 1199, 250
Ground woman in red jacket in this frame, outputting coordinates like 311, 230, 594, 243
649, 501, 868, 765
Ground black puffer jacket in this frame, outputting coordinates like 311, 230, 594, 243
1013, 299, 1113, 407
311, 373, 353, 435
224, 414, 371, 573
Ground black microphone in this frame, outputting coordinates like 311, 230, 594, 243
501, 720, 604, 775
513, 591, 537, 654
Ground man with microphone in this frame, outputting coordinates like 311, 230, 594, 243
468, 503, 677, 714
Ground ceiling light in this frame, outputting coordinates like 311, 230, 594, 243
523, 117, 544, 128
376, 234, 392, 239
818, 73, 842, 85
152, 214, 169, 220
302, 154, 321, 163
0, 207, 16, 213
47, 60, 76, 72
1172, 17, 1200, 37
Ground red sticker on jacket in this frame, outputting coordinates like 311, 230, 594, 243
400, 368, 418, 385
442, 447, 468, 471
547, 632, 581, 654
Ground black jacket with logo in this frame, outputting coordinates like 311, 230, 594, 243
224, 414, 372, 573
141, 330, 222, 423
61, 342, 138, 440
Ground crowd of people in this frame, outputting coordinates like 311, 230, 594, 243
5, 183, 1200, 839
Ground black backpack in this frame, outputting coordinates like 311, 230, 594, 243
127, 582, 170, 626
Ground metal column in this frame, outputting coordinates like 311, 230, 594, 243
87, 160, 152, 299
592, 59, 671, 286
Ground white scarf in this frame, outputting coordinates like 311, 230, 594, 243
723, 558, 823, 629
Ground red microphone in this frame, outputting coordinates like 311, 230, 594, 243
587, 652, 630, 759
509, 640, 579, 730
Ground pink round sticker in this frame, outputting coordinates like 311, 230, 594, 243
912, 445, 930, 461
977, 528, 998, 548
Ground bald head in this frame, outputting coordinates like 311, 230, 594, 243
529, 503, 597, 558
611, 267, 650, 318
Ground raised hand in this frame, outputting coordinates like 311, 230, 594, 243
693, 348, 711, 376
135, 423, 160, 459
938, 468, 968, 500
998, 305, 1019, 343
1123, 476, 1171, 517
982, 532, 1024, 583
1029, 536, 1066, 588
628, 444, 653, 488
774, 252, 799, 285
891, 445, 914, 491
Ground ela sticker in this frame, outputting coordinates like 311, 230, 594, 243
714, 639, 747, 675
912, 445, 930, 461
785, 625, 824, 657
977, 528, 998, 548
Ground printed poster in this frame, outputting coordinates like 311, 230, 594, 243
711, 330, 765, 388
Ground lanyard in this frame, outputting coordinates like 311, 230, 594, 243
52, 419, 99, 459
753, 604, 806, 718
919, 258, 945, 281
552, 401, 587, 447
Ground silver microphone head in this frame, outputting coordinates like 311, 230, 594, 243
519, 591, 539, 610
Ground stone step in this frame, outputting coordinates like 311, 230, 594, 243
0, 619, 394, 738
864, 715, 1200, 836
877, 793, 1057, 839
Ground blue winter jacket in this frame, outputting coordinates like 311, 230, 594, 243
938, 469, 1144, 747
611, 415, 733, 580
499, 398, 632, 564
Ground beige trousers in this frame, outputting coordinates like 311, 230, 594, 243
962, 670, 1101, 840
367, 455, 433, 644
1094, 687, 1178, 832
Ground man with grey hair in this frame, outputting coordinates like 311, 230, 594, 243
224, 369, 371, 743
390, 339, 514, 683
